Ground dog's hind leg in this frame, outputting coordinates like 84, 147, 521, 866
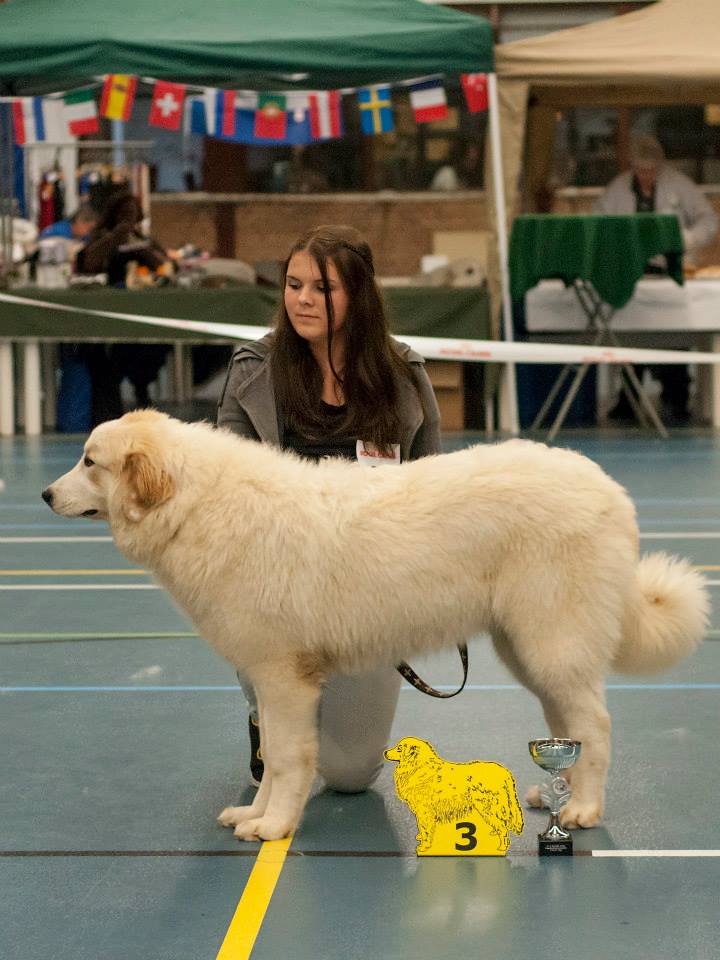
494, 626, 612, 827
232, 659, 322, 842
534, 680, 611, 829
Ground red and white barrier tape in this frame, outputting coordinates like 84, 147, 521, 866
1, 290, 718, 366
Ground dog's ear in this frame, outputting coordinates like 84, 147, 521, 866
119, 444, 174, 522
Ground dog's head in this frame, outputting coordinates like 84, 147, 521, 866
384, 737, 435, 768
42, 410, 176, 524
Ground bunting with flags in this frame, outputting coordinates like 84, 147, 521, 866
358, 86, 393, 135
186, 93, 314, 145
11, 70, 490, 152
100, 75, 137, 122
461, 73, 488, 113
11, 97, 47, 145
254, 93, 288, 139
63, 88, 99, 136
308, 91, 342, 140
12, 96, 68, 144
409, 80, 448, 124
149, 81, 186, 130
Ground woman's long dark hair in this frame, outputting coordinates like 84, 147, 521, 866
271, 225, 416, 453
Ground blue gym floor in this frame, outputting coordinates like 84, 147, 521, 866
1, 429, 719, 960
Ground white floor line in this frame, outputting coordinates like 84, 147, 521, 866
0, 584, 159, 590
0, 537, 113, 543
1, 533, 720, 543
592, 850, 720, 858
640, 532, 720, 539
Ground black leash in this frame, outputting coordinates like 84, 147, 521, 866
396, 644, 468, 698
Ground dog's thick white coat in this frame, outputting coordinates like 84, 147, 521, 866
45, 412, 709, 841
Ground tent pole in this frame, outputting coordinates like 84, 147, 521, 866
487, 72, 519, 436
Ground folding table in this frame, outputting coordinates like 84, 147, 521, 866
509, 213, 685, 440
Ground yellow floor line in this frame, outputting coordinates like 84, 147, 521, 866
216, 837, 293, 960
0, 569, 147, 575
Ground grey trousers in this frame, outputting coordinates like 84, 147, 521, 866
238, 666, 402, 793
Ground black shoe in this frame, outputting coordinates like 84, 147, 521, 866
248, 713, 264, 787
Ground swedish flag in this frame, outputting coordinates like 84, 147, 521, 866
358, 86, 394, 135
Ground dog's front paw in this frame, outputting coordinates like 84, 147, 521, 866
233, 816, 294, 842
217, 805, 256, 828
560, 798, 603, 829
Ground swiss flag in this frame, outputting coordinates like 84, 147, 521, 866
461, 73, 488, 113
149, 81, 186, 130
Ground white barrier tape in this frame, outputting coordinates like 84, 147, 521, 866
1, 290, 719, 366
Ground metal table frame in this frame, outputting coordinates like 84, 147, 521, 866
530, 278, 669, 441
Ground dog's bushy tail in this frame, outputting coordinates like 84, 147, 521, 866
614, 553, 709, 675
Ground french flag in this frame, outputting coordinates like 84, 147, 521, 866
308, 91, 342, 140
12, 98, 46, 145
408, 80, 448, 124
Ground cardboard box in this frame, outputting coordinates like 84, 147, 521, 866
425, 360, 464, 431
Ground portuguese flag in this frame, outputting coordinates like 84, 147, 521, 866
254, 94, 287, 140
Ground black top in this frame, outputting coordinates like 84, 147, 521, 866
632, 175, 656, 213
282, 402, 357, 462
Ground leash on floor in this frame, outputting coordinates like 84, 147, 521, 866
396, 644, 468, 698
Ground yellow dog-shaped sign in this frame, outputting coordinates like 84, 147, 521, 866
385, 737, 524, 856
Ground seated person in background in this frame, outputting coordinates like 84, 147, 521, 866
596, 135, 719, 424
76, 191, 174, 413
76, 190, 171, 286
39, 204, 97, 243
595, 135, 718, 260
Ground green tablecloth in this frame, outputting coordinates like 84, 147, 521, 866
509, 213, 684, 310
0, 285, 489, 341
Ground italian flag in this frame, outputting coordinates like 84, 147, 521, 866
63, 88, 99, 136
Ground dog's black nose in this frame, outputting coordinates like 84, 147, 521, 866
41, 488, 53, 505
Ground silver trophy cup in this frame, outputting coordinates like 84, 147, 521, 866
528, 738, 582, 856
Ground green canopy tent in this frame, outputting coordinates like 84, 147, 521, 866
0, 0, 492, 93
0, 0, 520, 434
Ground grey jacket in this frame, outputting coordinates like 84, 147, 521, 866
595, 167, 719, 254
216, 333, 441, 461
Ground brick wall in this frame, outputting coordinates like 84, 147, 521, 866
150, 192, 488, 276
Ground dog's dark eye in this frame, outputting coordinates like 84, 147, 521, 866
84, 456, 94, 467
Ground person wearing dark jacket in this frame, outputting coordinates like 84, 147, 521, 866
76, 192, 173, 417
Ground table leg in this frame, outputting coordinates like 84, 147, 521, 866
530, 363, 574, 431
483, 377, 495, 438
618, 373, 650, 427
23, 340, 42, 436
546, 362, 592, 443
42, 342, 58, 430
711, 334, 720, 429
173, 342, 185, 404
621, 362, 669, 438
0, 340, 14, 437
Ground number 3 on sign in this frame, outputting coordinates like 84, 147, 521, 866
384, 737, 524, 856
455, 822, 478, 851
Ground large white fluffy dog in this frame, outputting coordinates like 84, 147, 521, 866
43, 411, 709, 841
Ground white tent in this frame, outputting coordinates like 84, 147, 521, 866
495, 0, 720, 219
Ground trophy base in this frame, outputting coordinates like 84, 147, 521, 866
538, 834, 573, 856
